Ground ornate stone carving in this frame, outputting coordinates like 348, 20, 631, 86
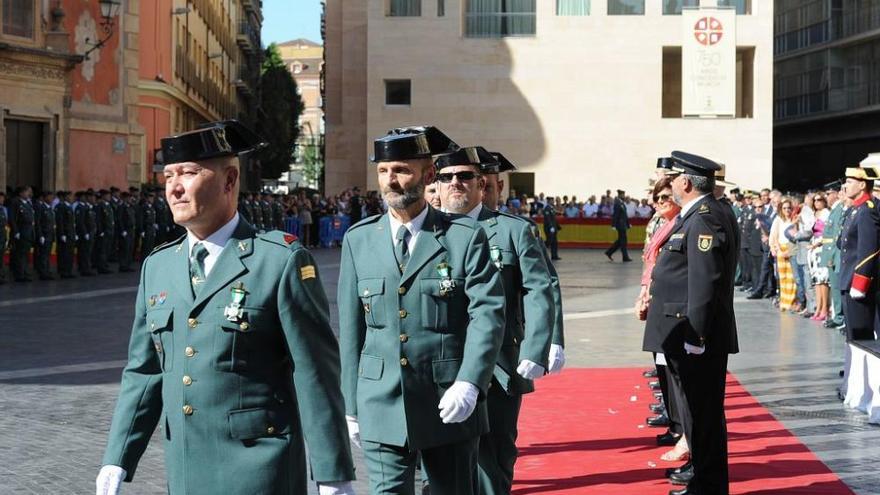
0, 61, 66, 80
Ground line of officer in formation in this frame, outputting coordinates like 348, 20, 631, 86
339, 126, 565, 495
0, 185, 180, 283
95, 121, 565, 495
237, 190, 287, 233
642, 152, 740, 495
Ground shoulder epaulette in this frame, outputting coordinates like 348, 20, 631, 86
150, 234, 186, 255
348, 213, 382, 231
258, 230, 302, 249
868, 200, 875, 209
699, 203, 711, 214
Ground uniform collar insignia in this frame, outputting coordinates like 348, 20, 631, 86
238, 241, 248, 251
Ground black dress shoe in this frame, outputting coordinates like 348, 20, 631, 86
622, 258, 633, 262
650, 402, 665, 413
665, 461, 691, 478
605, 253, 613, 262
746, 292, 763, 300
649, 381, 661, 390
656, 431, 681, 446
646, 413, 670, 427
654, 391, 664, 399
669, 465, 694, 485
643, 369, 658, 378
669, 488, 691, 495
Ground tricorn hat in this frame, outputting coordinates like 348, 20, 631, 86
488, 151, 516, 173
160, 120, 267, 165
371, 126, 459, 163
435, 146, 499, 173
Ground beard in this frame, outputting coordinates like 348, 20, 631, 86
383, 181, 425, 210
444, 191, 470, 212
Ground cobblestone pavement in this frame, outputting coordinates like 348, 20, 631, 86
1, 248, 877, 494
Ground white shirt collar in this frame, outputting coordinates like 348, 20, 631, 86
187, 213, 240, 276
388, 204, 429, 238
679, 193, 710, 218
465, 203, 483, 220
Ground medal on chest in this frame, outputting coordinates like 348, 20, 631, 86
225, 282, 247, 322
490, 245, 503, 270
436, 261, 456, 297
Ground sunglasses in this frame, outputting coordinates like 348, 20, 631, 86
436, 171, 480, 183
655, 194, 672, 202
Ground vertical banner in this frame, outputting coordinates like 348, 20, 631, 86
682, 7, 736, 117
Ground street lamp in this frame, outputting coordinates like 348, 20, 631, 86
81, 0, 122, 60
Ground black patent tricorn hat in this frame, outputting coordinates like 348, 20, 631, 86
161, 120, 267, 165
371, 126, 459, 162
488, 151, 516, 173
435, 146, 499, 172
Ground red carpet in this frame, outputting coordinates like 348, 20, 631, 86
513, 368, 854, 494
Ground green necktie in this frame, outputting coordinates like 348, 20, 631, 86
190, 243, 209, 297
395, 225, 410, 273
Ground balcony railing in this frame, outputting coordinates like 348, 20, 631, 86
237, 20, 260, 52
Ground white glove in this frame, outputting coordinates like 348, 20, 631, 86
345, 415, 360, 449
684, 343, 706, 355
39, 236, 45, 245
14, 233, 19, 239
549, 227, 556, 233
75, 235, 79, 241
121, 231, 127, 238
517, 359, 545, 380
85, 234, 90, 240
96, 465, 126, 495
153, 224, 159, 230
438, 381, 479, 424
140, 232, 145, 238
850, 287, 867, 300
60, 235, 67, 243
99, 233, 105, 238
548, 344, 565, 374
318, 481, 355, 495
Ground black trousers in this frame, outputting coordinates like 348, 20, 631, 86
843, 291, 877, 341
10, 238, 32, 280
657, 361, 690, 436
756, 250, 777, 296
738, 249, 752, 287
95, 234, 113, 272
78, 238, 94, 275
118, 233, 134, 271
749, 253, 763, 292
34, 238, 53, 278
667, 352, 730, 495
605, 228, 629, 260
545, 233, 559, 260
57, 239, 76, 277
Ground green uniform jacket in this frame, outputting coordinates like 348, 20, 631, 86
102, 220, 355, 494
820, 202, 845, 271
476, 207, 554, 395
338, 206, 506, 449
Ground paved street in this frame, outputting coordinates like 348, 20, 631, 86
1, 249, 878, 494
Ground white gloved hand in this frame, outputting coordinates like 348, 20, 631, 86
75, 235, 79, 241
345, 415, 360, 449
60, 235, 67, 243
517, 359, 546, 380
850, 287, 867, 300
96, 465, 126, 495
684, 343, 706, 355
99, 233, 104, 238
549, 227, 556, 233
39, 236, 45, 245
153, 224, 159, 230
14, 233, 19, 240
140, 232, 145, 238
438, 381, 479, 424
121, 231, 127, 238
85, 234, 90, 241
547, 344, 565, 374
318, 481, 356, 495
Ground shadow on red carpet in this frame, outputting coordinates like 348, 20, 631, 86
512, 368, 854, 494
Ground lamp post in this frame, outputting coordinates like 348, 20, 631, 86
81, 0, 122, 61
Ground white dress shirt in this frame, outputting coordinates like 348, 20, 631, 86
464, 203, 483, 220
678, 193, 710, 218
187, 213, 240, 277
388, 205, 428, 255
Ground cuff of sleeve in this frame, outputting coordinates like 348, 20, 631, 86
852, 273, 872, 293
